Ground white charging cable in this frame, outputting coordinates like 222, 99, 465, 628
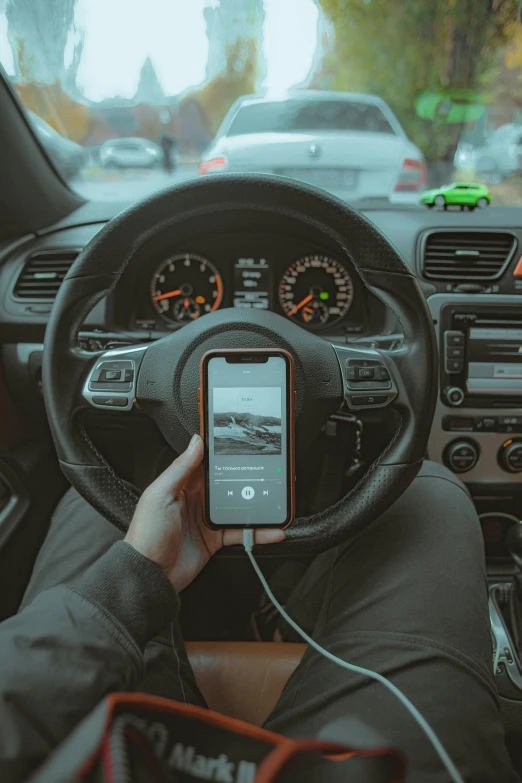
242, 529, 465, 783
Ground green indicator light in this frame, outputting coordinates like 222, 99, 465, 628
276, 467, 282, 472
319, 291, 329, 300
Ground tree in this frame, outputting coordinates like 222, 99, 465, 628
182, 38, 259, 136
134, 57, 165, 106
315, 0, 518, 167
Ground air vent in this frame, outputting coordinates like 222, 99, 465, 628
13, 249, 79, 299
422, 231, 516, 281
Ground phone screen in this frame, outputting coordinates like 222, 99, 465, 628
204, 353, 291, 527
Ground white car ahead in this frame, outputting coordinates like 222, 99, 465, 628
100, 137, 162, 169
199, 91, 426, 203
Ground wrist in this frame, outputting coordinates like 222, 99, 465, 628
73, 541, 180, 648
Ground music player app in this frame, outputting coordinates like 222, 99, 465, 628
206, 356, 288, 526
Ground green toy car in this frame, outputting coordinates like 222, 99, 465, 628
420, 182, 491, 210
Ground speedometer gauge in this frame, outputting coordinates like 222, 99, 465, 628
279, 255, 354, 328
151, 253, 223, 324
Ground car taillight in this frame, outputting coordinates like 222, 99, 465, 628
198, 157, 228, 175
394, 159, 427, 192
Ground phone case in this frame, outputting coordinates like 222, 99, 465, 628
199, 348, 295, 530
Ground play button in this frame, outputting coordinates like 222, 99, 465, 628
241, 486, 255, 500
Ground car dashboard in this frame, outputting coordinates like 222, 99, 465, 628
1, 201, 522, 551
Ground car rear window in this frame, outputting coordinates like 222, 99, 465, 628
226, 100, 396, 137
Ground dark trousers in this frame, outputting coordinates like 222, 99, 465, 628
20, 461, 517, 782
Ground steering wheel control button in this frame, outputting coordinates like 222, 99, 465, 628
444, 386, 465, 406
345, 360, 391, 390
241, 486, 255, 500
351, 394, 388, 406
83, 348, 148, 413
92, 396, 128, 408
444, 440, 479, 473
89, 360, 135, 393
102, 369, 122, 381
444, 330, 465, 347
498, 440, 522, 473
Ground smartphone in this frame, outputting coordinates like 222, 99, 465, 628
200, 349, 295, 529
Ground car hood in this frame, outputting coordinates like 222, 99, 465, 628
207, 131, 420, 168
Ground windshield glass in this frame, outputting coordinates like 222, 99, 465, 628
1, 0, 521, 206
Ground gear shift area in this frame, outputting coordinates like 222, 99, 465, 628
490, 522, 522, 699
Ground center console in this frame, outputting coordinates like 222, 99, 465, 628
427, 295, 522, 485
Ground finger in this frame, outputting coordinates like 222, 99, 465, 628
222, 528, 286, 547
155, 434, 204, 497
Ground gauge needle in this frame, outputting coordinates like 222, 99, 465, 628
152, 289, 181, 302
287, 294, 313, 317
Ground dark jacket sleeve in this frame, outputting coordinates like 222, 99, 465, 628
0, 541, 179, 783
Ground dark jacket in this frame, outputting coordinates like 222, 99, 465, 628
0, 542, 179, 783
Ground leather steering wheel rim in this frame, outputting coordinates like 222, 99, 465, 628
43, 174, 437, 553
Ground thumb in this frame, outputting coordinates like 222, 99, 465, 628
156, 434, 204, 497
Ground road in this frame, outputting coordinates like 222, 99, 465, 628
70, 164, 199, 201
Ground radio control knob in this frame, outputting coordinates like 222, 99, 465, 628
444, 386, 465, 407
444, 440, 479, 473
499, 440, 522, 473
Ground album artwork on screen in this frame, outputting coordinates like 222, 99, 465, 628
212, 386, 282, 456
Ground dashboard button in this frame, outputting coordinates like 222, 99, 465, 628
444, 330, 465, 347
499, 440, 522, 473
446, 359, 464, 374
357, 367, 375, 379
446, 347, 464, 359
444, 440, 479, 473
497, 417, 522, 433
444, 387, 464, 406
475, 417, 496, 431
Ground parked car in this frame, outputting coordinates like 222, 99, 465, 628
198, 91, 426, 202
27, 111, 85, 179
100, 137, 163, 169
420, 181, 491, 209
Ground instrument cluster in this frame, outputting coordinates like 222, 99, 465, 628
129, 233, 371, 335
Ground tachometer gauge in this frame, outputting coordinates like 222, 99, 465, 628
279, 255, 354, 328
151, 253, 223, 324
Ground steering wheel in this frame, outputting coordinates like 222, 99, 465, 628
43, 175, 437, 553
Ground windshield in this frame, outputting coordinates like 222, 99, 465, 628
1, 0, 521, 206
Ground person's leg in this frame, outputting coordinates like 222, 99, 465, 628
264, 461, 518, 782
20, 488, 206, 707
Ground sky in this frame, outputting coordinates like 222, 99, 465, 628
0, 0, 319, 100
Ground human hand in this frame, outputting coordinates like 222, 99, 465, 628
124, 434, 285, 591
